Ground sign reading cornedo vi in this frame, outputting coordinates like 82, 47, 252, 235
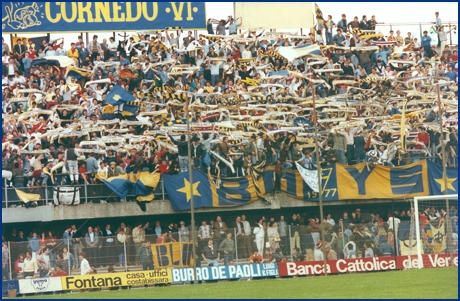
2, 2, 206, 33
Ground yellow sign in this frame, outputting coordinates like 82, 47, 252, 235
151, 242, 194, 268
62, 270, 171, 290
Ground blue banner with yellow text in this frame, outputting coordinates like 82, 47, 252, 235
336, 161, 430, 200
162, 169, 271, 211
280, 160, 456, 201
151, 242, 193, 268
2, 2, 206, 34
281, 165, 338, 201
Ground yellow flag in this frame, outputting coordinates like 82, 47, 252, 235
15, 189, 40, 203
400, 104, 406, 150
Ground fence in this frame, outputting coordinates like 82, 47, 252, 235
2, 219, 457, 282
3, 153, 457, 208
1, 179, 169, 209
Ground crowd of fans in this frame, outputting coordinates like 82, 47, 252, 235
1, 12, 458, 196
2, 205, 458, 280
1, 10, 458, 282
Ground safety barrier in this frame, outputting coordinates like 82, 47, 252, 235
1, 254, 457, 295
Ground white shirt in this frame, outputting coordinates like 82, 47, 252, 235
242, 50, 252, 59
108, 41, 118, 51
253, 225, 264, 238
387, 217, 400, 234
80, 258, 90, 275
314, 249, 324, 260
8, 64, 15, 75
326, 218, 336, 226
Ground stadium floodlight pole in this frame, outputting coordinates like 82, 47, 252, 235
310, 80, 327, 276
436, 83, 453, 264
185, 93, 197, 284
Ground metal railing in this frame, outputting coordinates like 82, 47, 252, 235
2, 220, 456, 280
1, 179, 169, 208
2, 154, 457, 208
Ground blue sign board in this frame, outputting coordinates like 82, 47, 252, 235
172, 263, 279, 283
2, 280, 19, 296
2, 2, 206, 33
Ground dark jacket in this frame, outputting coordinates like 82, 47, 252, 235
169, 135, 189, 157
192, 143, 205, 159
202, 245, 218, 260
354, 136, 366, 156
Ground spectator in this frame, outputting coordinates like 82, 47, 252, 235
22, 251, 38, 278
219, 232, 235, 266
79, 252, 90, 275
314, 241, 324, 261
202, 239, 219, 267
138, 240, 154, 271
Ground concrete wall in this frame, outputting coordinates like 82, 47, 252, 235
2, 194, 395, 224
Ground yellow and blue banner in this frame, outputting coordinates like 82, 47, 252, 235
336, 161, 430, 200
2, 2, 206, 34
151, 242, 193, 268
281, 160, 457, 202
103, 174, 134, 199
314, 3, 324, 20
103, 171, 161, 201
162, 169, 272, 211
281, 165, 338, 201
427, 160, 458, 195
105, 84, 136, 106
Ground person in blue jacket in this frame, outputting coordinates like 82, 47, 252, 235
421, 31, 433, 58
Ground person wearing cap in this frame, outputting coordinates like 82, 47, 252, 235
314, 240, 324, 260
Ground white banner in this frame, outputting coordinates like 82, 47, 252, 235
53, 187, 80, 206
295, 162, 319, 193
277, 44, 321, 62
19, 277, 63, 294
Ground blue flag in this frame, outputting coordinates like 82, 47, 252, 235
162, 170, 272, 211
315, 3, 324, 20
105, 84, 136, 106
162, 170, 215, 211
103, 175, 135, 199
427, 160, 458, 195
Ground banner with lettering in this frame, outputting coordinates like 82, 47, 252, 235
2, 2, 206, 34
19, 277, 62, 294
280, 160, 455, 202
151, 242, 193, 268
278, 254, 458, 277
335, 161, 430, 200
61, 270, 171, 290
171, 263, 279, 283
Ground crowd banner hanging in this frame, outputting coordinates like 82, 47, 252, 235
2, 2, 206, 33
234, 2, 314, 30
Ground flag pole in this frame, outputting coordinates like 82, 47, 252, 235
185, 95, 197, 284
436, 83, 452, 265
310, 80, 327, 275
